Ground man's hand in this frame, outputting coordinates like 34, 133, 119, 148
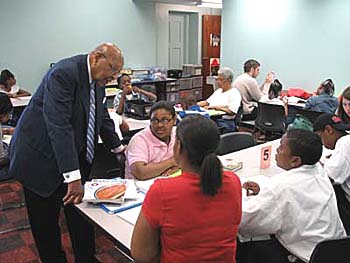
63, 179, 84, 205
265, 72, 275, 83
242, 181, 260, 196
122, 85, 133, 95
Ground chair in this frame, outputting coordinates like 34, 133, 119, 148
216, 131, 256, 155
295, 107, 324, 123
255, 102, 286, 141
91, 144, 126, 179
309, 236, 350, 263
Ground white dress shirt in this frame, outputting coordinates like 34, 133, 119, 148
239, 164, 346, 262
324, 134, 350, 203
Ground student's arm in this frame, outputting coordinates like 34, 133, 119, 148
239, 181, 282, 237
17, 89, 31, 97
197, 100, 209, 107
207, 105, 234, 115
133, 86, 157, 101
120, 119, 129, 135
131, 212, 160, 263
116, 92, 127, 115
130, 158, 177, 180
249, 81, 263, 102
132, 183, 162, 262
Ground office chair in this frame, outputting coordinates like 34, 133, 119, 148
309, 235, 350, 263
216, 131, 256, 155
255, 102, 286, 141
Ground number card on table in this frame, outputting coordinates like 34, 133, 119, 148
260, 145, 272, 169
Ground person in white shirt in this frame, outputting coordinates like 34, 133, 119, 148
197, 67, 241, 132
313, 113, 350, 234
239, 129, 346, 263
233, 59, 273, 120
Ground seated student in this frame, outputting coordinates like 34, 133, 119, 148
113, 73, 157, 115
304, 79, 338, 113
177, 94, 209, 121
131, 115, 242, 263
0, 93, 14, 181
259, 79, 283, 103
0, 69, 31, 98
313, 113, 350, 234
125, 101, 177, 180
238, 129, 346, 263
197, 67, 241, 133
337, 85, 350, 123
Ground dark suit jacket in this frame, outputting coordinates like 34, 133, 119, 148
9, 55, 121, 197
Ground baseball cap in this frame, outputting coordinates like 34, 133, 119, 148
313, 113, 350, 132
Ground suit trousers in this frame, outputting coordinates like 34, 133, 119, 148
23, 181, 95, 263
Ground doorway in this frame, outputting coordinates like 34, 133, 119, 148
169, 12, 198, 69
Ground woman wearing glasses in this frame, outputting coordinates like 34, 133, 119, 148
125, 101, 178, 180
131, 114, 242, 262
304, 79, 338, 113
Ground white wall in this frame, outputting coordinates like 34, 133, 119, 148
221, 0, 350, 94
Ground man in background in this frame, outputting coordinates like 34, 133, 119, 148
233, 59, 273, 120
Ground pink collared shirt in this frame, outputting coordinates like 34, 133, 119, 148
125, 126, 176, 179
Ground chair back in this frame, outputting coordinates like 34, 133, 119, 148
309, 235, 350, 263
255, 102, 285, 133
295, 107, 324, 123
216, 132, 256, 155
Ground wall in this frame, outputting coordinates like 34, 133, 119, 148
0, 0, 157, 92
221, 0, 350, 94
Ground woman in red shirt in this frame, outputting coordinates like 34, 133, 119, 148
131, 115, 242, 263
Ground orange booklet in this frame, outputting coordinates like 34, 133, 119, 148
83, 179, 138, 204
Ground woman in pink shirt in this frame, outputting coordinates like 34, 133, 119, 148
126, 101, 178, 180
131, 115, 242, 263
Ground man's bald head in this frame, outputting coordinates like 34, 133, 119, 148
89, 42, 124, 86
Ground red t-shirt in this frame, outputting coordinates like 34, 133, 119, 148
142, 171, 242, 263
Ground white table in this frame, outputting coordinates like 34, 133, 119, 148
75, 139, 282, 254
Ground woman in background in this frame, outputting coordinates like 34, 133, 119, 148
131, 115, 242, 263
0, 69, 31, 98
304, 79, 338, 113
337, 86, 350, 123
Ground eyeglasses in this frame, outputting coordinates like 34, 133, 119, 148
101, 53, 117, 73
150, 118, 173, 125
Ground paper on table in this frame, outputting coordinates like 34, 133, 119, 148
135, 170, 182, 193
100, 191, 145, 214
205, 109, 226, 116
117, 205, 142, 225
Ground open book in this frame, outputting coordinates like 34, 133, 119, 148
83, 178, 138, 204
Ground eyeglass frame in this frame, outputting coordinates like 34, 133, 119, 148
150, 117, 174, 125
101, 53, 118, 73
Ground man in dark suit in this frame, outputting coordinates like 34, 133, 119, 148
9, 43, 124, 262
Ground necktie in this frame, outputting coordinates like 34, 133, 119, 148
86, 82, 96, 164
